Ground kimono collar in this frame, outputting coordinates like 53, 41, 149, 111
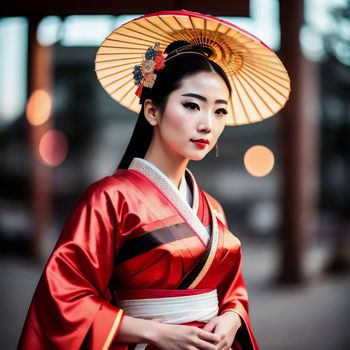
129, 158, 198, 211
129, 157, 207, 245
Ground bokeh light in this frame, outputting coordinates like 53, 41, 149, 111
38, 129, 68, 166
244, 145, 275, 177
26, 89, 52, 126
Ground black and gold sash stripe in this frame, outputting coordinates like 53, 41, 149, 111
177, 224, 212, 289
115, 223, 195, 265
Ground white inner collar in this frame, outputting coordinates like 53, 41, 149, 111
179, 174, 193, 206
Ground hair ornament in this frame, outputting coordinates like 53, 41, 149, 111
165, 44, 213, 61
133, 42, 165, 98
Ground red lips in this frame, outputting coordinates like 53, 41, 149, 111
191, 138, 209, 149
191, 138, 209, 144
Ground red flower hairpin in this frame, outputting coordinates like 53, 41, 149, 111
133, 43, 165, 98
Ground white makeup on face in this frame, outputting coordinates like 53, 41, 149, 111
154, 71, 229, 161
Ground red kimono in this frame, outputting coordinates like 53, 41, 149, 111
18, 158, 259, 350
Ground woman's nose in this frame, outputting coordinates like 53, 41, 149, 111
197, 112, 212, 133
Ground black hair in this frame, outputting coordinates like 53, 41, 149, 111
117, 41, 232, 169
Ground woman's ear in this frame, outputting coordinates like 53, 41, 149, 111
143, 99, 160, 126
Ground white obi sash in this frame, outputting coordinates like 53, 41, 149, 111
116, 289, 219, 350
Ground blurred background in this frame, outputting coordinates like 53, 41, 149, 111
0, 0, 349, 349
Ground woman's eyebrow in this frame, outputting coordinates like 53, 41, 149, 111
181, 93, 228, 105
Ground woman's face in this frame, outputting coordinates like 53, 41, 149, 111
152, 71, 230, 162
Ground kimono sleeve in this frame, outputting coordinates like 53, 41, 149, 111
217, 246, 259, 350
18, 180, 125, 350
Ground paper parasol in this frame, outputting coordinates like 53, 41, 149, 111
95, 10, 290, 126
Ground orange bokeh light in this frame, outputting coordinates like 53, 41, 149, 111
26, 89, 52, 126
244, 145, 275, 177
38, 129, 68, 167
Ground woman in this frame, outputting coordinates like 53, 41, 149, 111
18, 10, 290, 350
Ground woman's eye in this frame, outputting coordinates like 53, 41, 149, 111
183, 102, 199, 111
216, 108, 228, 116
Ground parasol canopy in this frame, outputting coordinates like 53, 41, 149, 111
95, 10, 290, 126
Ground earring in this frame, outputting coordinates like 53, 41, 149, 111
215, 142, 219, 158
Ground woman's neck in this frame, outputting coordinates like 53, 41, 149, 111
144, 143, 189, 188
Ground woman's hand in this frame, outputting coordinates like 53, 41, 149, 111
152, 323, 222, 350
118, 313, 240, 349
202, 312, 242, 350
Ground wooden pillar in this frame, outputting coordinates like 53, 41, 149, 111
278, 0, 318, 282
27, 17, 54, 259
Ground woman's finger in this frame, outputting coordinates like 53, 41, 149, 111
202, 321, 216, 332
215, 337, 230, 350
196, 328, 221, 344
191, 337, 219, 350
